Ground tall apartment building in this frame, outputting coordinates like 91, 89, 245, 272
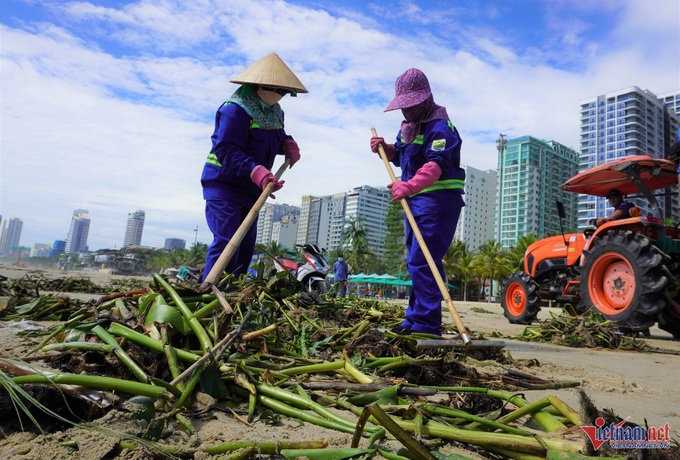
659, 90, 680, 116
454, 166, 496, 250
0, 217, 23, 256
124, 210, 145, 247
256, 203, 300, 248
344, 186, 390, 257
65, 209, 91, 254
579, 87, 680, 228
164, 238, 186, 250
296, 195, 334, 249
297, 186, 390, 256
496, 136, 579, 248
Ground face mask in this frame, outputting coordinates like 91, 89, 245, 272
338, 257, 343, 261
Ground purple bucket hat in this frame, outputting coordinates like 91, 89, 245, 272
384, 68, 432, 112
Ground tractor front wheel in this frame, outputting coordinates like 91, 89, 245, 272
501, 271, 541, 324
579, 231, 670, 331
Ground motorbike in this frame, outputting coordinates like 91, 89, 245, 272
271, 243, 329, 294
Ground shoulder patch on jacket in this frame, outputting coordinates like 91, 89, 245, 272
432, 139, 446, 151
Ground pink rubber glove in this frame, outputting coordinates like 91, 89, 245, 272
370, 136, 396, 160
387, 161, 441, 202
282, 138, 300, 167
251, 165, 285, 198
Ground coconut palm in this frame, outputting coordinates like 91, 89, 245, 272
472, 240, 512, 302
341, 216, 373, 274
507, 234, 537, 271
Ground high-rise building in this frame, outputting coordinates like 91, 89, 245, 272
0, 217, 23, 256
256, 203, 300, 248
124, 210, 145, 247
65, 209, 91, 254
297, 186, 390, 256
496, 136, 579, 248
454, 166, 496, 250
344, 185, 389, 257
659, 90, 680, 116
29, 243, 51, 257
164, 238, 186, 250
579, 87, 679, 228
50, 240, 66, 258
296, 195, 334, 249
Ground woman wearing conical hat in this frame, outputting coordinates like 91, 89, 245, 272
201, 53, 307, 281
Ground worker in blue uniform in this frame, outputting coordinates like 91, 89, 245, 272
370, 68, 465, 336
201, 53, 307, 282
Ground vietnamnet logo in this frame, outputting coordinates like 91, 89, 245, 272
581, 417, 671, 450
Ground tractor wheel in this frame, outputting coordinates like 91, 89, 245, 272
579, 231, 670, 331
501, 272, 541, 324
658, 307, 680, 339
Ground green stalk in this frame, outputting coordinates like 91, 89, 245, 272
422, 386, 569, 432
153, 274, 213, 353
191, 298, 221, 319
277, 360, 346, 376
31, 313, 87, 355
258, 395, 361, 436
494, 397, 567, 432
202, 440, 328, 455
425, 405, 531, 436
161, 327, 185, 392
108, 322, 200, 363
547, 396, 583, 426
92, 325, 151, 384
396, 419, 583, 455
255, 383, 378, 433
42, 343, 115, 353
171, 366, 202, 409
12, 373, 173, 400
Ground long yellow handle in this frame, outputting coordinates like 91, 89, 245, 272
371, 128, 470, 344
199, 159, 291, 292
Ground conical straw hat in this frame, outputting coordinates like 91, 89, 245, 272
230, 52, 308, 93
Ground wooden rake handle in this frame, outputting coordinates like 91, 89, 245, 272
199, 159, 291, 292
371, 128, 470, 344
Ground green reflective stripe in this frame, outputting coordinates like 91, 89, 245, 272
206, 153, 221, 167
401, 133, 424, 144
412, 179, 465, 196
400, 121, 454, 144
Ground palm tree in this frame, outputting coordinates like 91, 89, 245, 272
342, 216, 373, 274
507, 234, 537, 271
472, 240, 512, 302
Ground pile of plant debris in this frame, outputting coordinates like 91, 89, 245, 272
0, 272, 677, 459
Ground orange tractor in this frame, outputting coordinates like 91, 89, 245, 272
500, 155, 680, 338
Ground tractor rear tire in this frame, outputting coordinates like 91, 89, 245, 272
579, 231, 670, 331
501, 271, 541, 324
658, 307, 680, 339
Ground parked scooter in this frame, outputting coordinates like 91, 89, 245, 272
271, 244, 329, 294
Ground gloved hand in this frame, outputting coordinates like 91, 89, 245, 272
370, 136, 395, 160
282, 138, 301, 167
387, 161, 441, 202
251, 165, 285, 198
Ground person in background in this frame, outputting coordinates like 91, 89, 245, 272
333, 253, 349, 298
369, 68, 465, 336
595, 189, 634, 226
201, 53, 307, 282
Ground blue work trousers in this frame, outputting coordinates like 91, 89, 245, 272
402, 204, 461, 335
203, 200, 257, 281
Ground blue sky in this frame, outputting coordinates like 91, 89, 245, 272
1, 0, 678, 251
